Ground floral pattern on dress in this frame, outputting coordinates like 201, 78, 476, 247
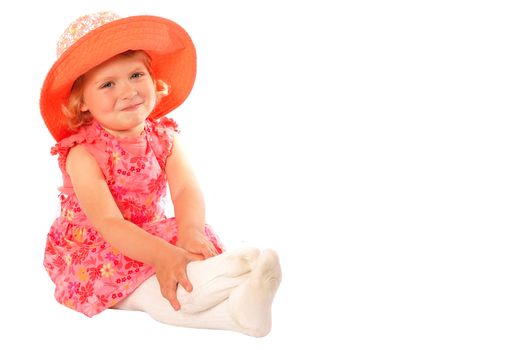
44, 117, 223, 317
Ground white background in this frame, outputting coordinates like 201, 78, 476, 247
0, 0, 513, 349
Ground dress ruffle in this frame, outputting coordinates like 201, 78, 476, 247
50, 123, 101, 173
146, 117, 179, 169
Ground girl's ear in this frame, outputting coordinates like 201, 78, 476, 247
80, 103, 89, 112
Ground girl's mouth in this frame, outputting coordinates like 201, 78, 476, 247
122, 102, 143, 111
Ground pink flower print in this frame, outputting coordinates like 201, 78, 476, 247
130, 209, 149, 226
119, 197, 141, 212
82, 296, 100, 316
111, 151, 121, 164
52, 255, 66, 272
108, 184, 127, 201
124, 257, 143, 270
100, 263, 115, 278
87, 265, 102, 281
78, 282, 94, 304
64, 209, 74, 222
76, 266, 89, 282
67, 281, 80, 297
129, 156, 148, 173
64, 299, 76, 310
105, 251, 119, 263
48, 227, 65, 247
71, 246, 89, 265
72, 227, 85, 243
96, 294, 109, 307
147, 175, 166, 196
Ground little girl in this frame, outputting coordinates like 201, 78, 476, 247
40, 11, 281, 337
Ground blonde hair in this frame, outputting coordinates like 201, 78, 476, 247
62, 50, 169, 131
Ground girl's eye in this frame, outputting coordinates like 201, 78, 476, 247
131, 72, 144, 79
100, 82, 113, 89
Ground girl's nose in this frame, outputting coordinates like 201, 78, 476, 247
120, 82, 138, 99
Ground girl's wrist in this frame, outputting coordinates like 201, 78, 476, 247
178, 225, 204, 238
151, 239, 179, 266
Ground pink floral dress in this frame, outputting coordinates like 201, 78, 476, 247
44, 117, 223, 317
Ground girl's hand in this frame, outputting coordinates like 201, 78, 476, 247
154, 245, 203, 311
176, 229, 220, 259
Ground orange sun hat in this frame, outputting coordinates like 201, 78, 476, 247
40, 11, 197, 141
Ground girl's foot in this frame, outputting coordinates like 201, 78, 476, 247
227, 249, 282, 337
178, 247, 260, 313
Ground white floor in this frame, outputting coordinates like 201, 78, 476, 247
1, 1, 513, 349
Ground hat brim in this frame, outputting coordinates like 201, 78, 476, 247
40, 15, 196, 141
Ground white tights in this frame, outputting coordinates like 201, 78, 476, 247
113, 248, 282, 337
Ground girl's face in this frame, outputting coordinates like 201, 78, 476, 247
80, 53, 157, 137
